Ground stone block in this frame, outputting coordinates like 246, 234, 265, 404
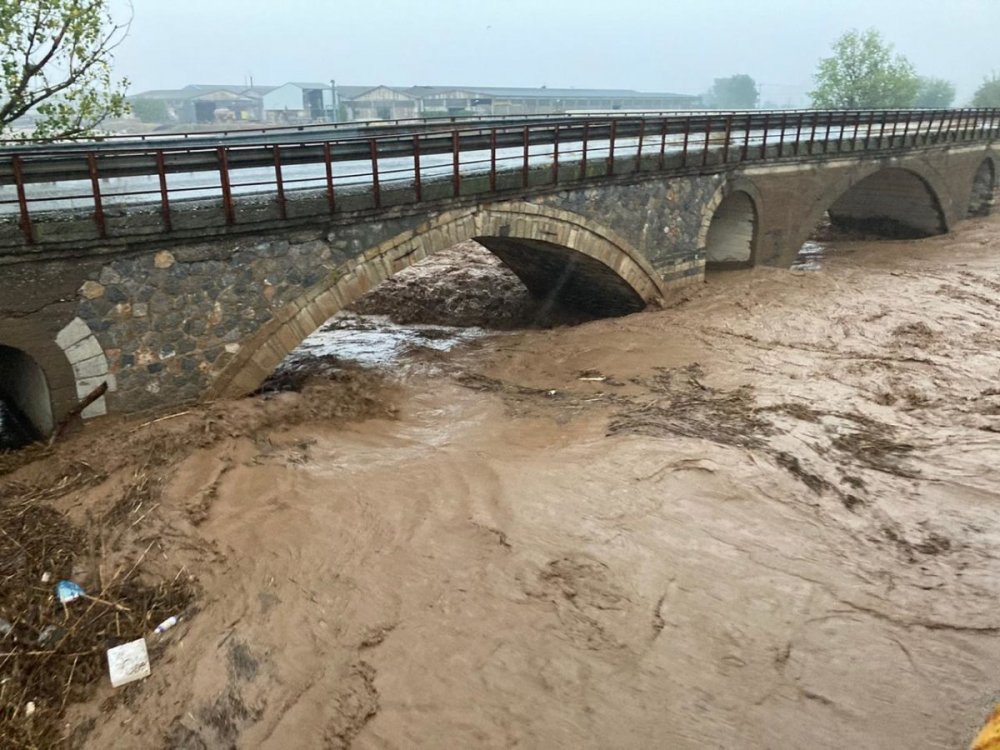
56, 317, 94, 350
154, 250, 176, 268
80, 281, 105, 300
81, 396, 108, 419
72, 353, 110, 380
64, 335, 104, 365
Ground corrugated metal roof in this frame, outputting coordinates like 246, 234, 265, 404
400, 85, 697, 100
133, 83, 697, 103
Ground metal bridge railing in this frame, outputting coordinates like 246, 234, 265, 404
0, 108, 997, 246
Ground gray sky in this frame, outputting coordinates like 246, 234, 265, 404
112, 0, 1000, 105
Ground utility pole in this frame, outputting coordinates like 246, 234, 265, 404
330, 79, 340, 123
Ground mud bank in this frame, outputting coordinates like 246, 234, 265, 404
5, 216, 1000, 748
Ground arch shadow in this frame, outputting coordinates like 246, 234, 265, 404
207, 202, 667, 399
704, 191, 760, 270
968, 158, 997, 217
0, 345, 53, 446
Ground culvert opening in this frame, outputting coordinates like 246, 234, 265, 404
260, 239, 644, 392
0, 345, 53, 450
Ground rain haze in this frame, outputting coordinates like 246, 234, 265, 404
113, 0, 1000, 104
5, 0, 1000, 748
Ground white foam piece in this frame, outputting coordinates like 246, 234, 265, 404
107, 638, 151, 688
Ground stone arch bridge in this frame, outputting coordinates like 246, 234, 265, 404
0, 109, 997, 433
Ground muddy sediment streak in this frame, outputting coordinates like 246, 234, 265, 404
5, 217, 1000, 748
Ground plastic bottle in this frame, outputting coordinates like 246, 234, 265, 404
154, 616, 180, 635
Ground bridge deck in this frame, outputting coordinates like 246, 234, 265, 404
1, 108, 997, 250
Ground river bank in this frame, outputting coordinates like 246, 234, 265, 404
4, 215, 1000, 748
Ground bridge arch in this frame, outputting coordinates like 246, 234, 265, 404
810, 165, 948, 243
700, 181, 762, 269
0, 345, 54, 445
968, 158, 997, 217
207, 202, 667, 399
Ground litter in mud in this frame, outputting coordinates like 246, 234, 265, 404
107, 638, 151, 688
56, 580, 85, 604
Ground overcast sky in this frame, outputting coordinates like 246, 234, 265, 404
111, 0, 1000, 105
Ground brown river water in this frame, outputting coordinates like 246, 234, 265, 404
10, 215, 1000, 748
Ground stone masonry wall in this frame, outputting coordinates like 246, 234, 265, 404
69, 176, 722, 414
541, 173, 724, 282
76, 215, 426, 412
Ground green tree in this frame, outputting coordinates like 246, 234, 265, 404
915, 77, 956, 108
129, 97, 169, 123
972, 73, 1000, 107
0, 1, 130, 140
810, 29, 919, 109
704, 74, 759, 109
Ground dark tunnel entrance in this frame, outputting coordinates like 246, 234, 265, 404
0, 345, 53, 450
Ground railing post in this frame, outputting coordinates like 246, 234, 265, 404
452, 130, 461, 198
777, 111, 787, 157
681, 116, 691, 167
851, 111, 861, 150
760, 112, 770, 160
701, 115, 712, 166
935, 110, 946, 141
216, 147, 235, 225
553, 124, 560, 184
87, 152, 107, 238
741, 113, 751, 161
522, 125, 530, 188
369, 138, 381, 209
155, 150, 172, 231
793, 112, 803, 156
658, 118, 667, 170
823, 113, 833, 153
608, 120, 617, 175
877, 116, 887, 149
412, 135, 422, 202
11, 155, 33, 244
489, 128, 497, 192
324, 142, 336, 212
722, 115, 732, 164
582, 121, 590, 176
864, 111, 875, 150
970, 109, 980, 139
273, 144, 287, 220
635, 118, 645, 172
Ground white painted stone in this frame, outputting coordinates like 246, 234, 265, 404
81, 397, 108, 419
76, 372, 114, 395
224, 343, 241, 354
55, 317, 93, 350
64, 336, 104, 365
72, 353, 110, 380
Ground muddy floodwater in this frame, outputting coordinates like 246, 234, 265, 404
6, 216, 1000, 749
